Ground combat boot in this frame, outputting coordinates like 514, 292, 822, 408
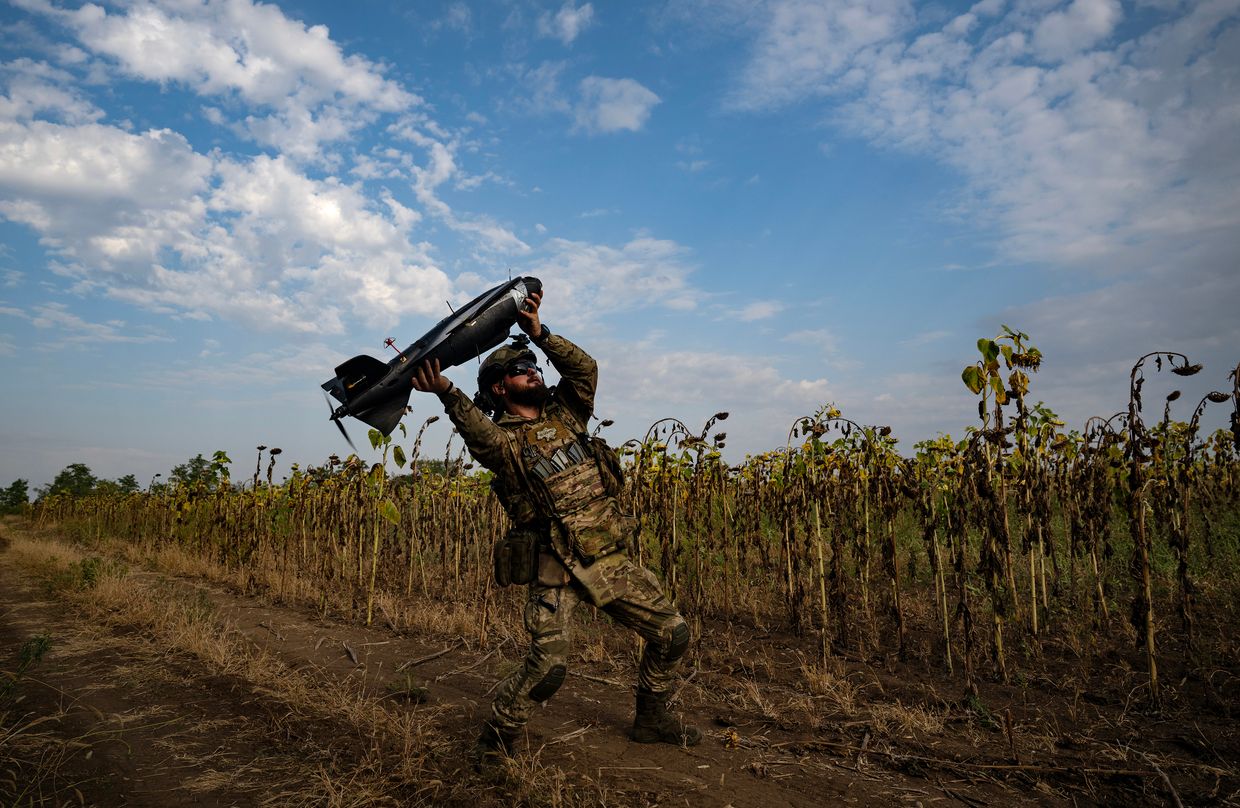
631, 689, 702, 746
472, 722, 519, 770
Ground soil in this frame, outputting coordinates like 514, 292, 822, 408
1, 522, 1236, 807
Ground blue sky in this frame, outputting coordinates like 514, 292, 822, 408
1, 0, 1237, 489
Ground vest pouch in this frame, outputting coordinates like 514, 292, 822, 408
569, 520, 628, 565
493, 527, 540, 587
582, 434, 625, 498
564, 500, 634, 566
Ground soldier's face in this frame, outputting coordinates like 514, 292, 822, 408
494, 361, 546, 407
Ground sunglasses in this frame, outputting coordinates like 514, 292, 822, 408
505, 360, 542, 378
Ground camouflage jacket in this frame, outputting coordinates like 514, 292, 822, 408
436, 331, 632, 601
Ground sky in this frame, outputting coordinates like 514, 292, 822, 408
1, 0, 1237, 490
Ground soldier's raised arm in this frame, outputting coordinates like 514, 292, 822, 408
517, 290, 597, 423
410, 358, 513, 473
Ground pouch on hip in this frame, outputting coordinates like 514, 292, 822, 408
493, 527, 540, 587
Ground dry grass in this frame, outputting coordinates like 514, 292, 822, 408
7, 533, 431, 800
98, 530, 524, 650
0, 708, 86, 807
867, 700, 945, 737
731, 678, 780, 721
2, 525, 622, 807
799, 659, 861, 718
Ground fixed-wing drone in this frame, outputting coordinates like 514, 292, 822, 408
322, 276, 542, 447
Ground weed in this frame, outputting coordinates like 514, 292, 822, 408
965, 692, 999, 730
385, 672, 430, 704
0, 633, 52, 703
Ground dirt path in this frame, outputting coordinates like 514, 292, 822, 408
2, 523, 1232, 806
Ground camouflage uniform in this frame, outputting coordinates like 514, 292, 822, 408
435, 329, 690, 737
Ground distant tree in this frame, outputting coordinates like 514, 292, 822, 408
410, 458, 469, 477
114, 474, 140, 494
94, 474, 141, 497
169, 454, 221, 490
94, 479, 121, 496
41, 463, 98, 499
1, 479, 29, 513
389, 458, 484, 489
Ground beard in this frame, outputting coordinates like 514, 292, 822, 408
507, 383, 549, 408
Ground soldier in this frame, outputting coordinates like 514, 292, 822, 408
410, 287, 701, 765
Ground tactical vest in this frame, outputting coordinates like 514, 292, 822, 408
511, 414, 631, 566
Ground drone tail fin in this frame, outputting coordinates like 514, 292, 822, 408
325, 354, 392, 405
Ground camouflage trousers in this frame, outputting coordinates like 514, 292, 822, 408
489, 554, 689, 735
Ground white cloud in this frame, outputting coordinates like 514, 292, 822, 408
17, 0, 419, 161
0, 58, 102, 123
781, 326, 863, 371
737, 300, 783, 321
211, 155, 409, 253
0, 114, 461, 333
390, 124, 529, 255
174, 153, 454, 331
3, 301, 172, 348
724, 0, 1240, 270
592, 341, 836, 455
785, 327, 841, 353
506, 65, 659, 136
0, 3, 540, 335
573, 76, 661, 134
528, 236, 699, 329
899, 329, 951, 346
609, 348, 796, 405
507, 61, 573, 118
140, 342, 341, 391
538, 2, 595, 45
434, 3, 474, 36
1031, 0, 1122, 62
725, 0, 915, 112
0, 119, 211, 263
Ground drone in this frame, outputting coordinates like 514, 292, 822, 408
321, 276, 541, 448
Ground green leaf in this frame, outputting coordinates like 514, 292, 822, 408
990, 374, 1008, 405
962, 366, 984, 394
368, 429, 382, 450
392, 445, 407, 469
977, 338, 999, 364
1000, 344, 1014, 368
379, 499, 400, 525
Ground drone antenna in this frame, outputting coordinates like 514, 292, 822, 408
445, 300, 455, 314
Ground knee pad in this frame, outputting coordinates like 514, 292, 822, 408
527, 663, 566, 702
663, 620, 690, 661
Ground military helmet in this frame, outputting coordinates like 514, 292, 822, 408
477, 338, 536, 390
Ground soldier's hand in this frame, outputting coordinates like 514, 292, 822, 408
518, 290, 543, 339
411, 358, 451, 395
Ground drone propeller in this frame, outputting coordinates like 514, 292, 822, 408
324, 391, 357, 452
